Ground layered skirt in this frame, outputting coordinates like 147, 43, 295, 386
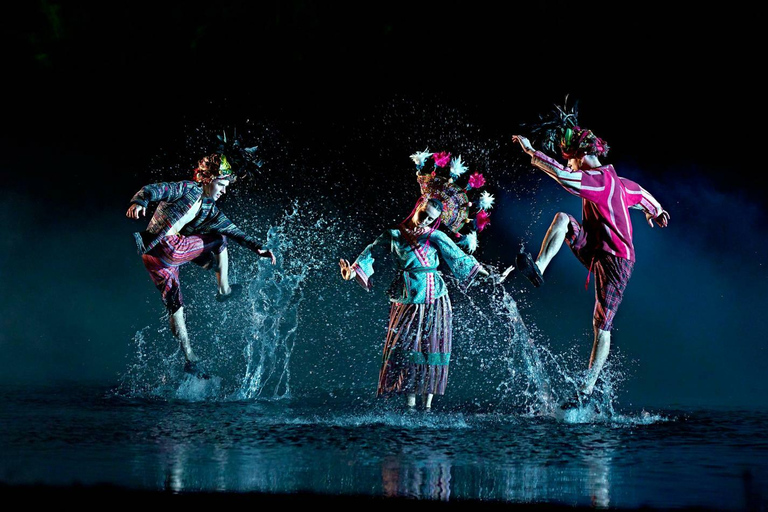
377, 294, 453, 397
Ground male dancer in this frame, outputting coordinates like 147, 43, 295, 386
511, 107, 669, 409
126, 153, 275, 379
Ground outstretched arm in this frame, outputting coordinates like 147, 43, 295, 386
202, 209, 276, 264
129, 181, 194, 209
623, 178, 670, 228
512, 134, 536, 156
512, 135, 584, 194
430, 230, 487, 289
341, 231, 393, 290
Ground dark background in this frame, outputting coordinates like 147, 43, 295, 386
1, 1, 765, 408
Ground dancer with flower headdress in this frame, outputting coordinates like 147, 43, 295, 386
339, 150, 493, 411
510, 98, 670, 410
126, 142, 276, 380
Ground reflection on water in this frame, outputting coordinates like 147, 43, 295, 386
382, 452, 451, 500
1, 385, 766, 510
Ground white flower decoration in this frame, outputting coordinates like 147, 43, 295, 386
410, 148, 433, 169
449, 154, 468, 177
464, 231, 478, 254
478, 191, 495, 210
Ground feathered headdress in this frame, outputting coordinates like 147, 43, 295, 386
213, 129, 263, 181
410, 148, 494, 254
529, 96, 609, 160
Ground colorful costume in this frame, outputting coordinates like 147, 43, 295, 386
528, 150, 665, 330
129, 179, 263, 313
350, 226, 481, 396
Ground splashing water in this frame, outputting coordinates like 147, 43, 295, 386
115, 200, 347, 402
233, 203, 333, 400
113, 99, 654, 424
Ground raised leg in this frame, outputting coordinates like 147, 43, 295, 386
536, 212, 570, 274
214, 248, 231, 296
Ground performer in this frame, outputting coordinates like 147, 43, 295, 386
340, 196, 489, 410
126, 152, 275, 379
511, 100, 670, 409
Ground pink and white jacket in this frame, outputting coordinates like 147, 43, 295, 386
531, 151, 664, 262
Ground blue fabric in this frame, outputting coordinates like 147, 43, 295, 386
351, 227, 480, 304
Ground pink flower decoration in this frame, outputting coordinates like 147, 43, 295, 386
475, 209, 491, 232
468, 172, 485, 189
432, 152, 451, 168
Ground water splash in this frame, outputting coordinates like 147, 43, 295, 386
115, 98, 646, 418
232, 203, 331, 400
115, 200, 345, 402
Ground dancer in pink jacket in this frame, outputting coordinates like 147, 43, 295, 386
511, 101, 670, 410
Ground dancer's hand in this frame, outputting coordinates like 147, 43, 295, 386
258, 249, 277, 264
339, 259, 353, 280
647, 209, 670, 228
512, 135, 534, 155
497, 264, 515, 284
126, 204, 146, 219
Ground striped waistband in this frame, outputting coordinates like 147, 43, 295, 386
400, 267, 438, 273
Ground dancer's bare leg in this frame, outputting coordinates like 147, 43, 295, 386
423, 393, 434, 409
407, 393, 417, 408
169, 307, 197, 363
582, 328, 611, 395
214, 248, 231, 295
501, 212, 569, 283
535, 212, 569, 274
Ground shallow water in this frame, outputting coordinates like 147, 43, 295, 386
1, 383, 766, 510
5, 104, 765, 510
5, 186, 756, 510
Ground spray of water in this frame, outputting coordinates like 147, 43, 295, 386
112, 97, 657, 422
233, 203, 336, 400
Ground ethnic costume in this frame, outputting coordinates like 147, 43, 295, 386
529, 151, 664, 330
350, 225, 481, 397
129, 154, 264, 314
345, 149, 493, 400
526, 99, 668, 332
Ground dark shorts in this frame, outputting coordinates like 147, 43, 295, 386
565, 214, 634, 331
141, 234, 227, 314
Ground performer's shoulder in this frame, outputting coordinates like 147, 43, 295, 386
430, 228, 453, 242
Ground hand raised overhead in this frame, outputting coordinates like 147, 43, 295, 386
512, 135, 535, 154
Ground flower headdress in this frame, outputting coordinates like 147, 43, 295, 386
529, 96, 609, 160
410, 148, 494, 254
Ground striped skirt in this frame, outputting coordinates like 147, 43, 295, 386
377, 294, 453, 397
141, 233, 226, 314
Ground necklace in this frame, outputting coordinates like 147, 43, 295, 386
403, 224, 429, 236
